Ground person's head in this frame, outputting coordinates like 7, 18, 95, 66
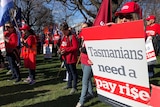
19, 24, 30, 34
115, 1, 142, 23
79, 21, 93, 39
81, 21, 93, 29
60, 22, 70, 36
4, 22, 15, 33
146, 15, 156, 26
45, 31, 51, 38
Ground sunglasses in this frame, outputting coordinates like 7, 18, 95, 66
119, 14, 133, 19
5, 26, 13, 28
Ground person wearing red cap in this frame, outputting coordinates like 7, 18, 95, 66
115, 1, 142, 23
20, 24, 31, 58
146, 15, 160, 54
88, 1, 143, 66
4, 22, 21, 83
146, 15, 160, 40
20, 24, 37, 85
145, 15, 160, 77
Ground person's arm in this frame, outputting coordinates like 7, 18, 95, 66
6, 33, 18, 48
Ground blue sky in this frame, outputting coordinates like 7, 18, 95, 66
44, 1, 86, 27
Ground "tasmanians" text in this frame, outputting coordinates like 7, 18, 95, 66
88, 47, 143, 60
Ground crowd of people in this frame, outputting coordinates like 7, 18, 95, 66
0, 1, 160, 107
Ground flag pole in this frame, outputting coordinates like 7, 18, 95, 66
10, 9, 20, 30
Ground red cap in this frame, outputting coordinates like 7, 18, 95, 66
115, 2, 141, 16
19, 24, 30, 30
146, 15, 156, 21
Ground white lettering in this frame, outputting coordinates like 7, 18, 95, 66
95, 78, 117, 93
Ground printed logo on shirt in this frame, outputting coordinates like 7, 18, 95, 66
61, 41, 67, 47
146, 30, 155, 36
54, 36, 60, 40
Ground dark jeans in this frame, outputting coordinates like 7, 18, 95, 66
29, 69, 35, 80
148, 64, 155, 73
64, 61, 78, 89
0, 55, 4, 63
6, 55, 21, 80
0, 50, 4, 63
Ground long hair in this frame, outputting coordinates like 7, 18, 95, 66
24, 29, 35, 40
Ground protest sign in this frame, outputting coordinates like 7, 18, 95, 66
0, 26, 6, 55
145, 38, 157, 65
82, 20, 150, 107
43, 44, 52, 59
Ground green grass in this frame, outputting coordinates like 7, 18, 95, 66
0, 54, 160, 107
0, 54, 109, 107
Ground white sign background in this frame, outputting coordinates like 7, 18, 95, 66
85, 38, 150, 107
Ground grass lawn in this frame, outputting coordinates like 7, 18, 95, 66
0, 54, 160, 107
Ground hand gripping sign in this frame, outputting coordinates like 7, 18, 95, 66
81, 20, 150, 107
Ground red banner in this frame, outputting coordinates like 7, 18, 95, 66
93, 0, 112, 26
94, 75, 150, 104
83, 20, 145, 40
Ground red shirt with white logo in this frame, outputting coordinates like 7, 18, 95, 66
60, 35, 78, 64
146, 23, 160, 37
53, 34, 60, 45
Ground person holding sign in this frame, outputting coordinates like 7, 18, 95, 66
114, 1, 142, 23
87, 1, 142, 66
84, 1, 151, 107
76, 22, 95, 107
146, 15, 160, 56
145, 15, 160, 78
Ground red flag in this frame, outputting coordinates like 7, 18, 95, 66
93, 0, 112, 26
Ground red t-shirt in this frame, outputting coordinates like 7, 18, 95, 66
53, 34, 60, 45
5, 32, 18, 53
80, 52, 91, 66
146, 23, 160, 37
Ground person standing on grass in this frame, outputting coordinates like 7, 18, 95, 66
76, 22, 95, 107
4, 22, 21, 83
145, 15, 160, 78
20, 25, 37, 85
53, 30, 61, 57
58, 22, 79, 95
76, 1, 143, 107
145, 15, 160, 55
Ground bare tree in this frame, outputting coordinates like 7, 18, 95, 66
53, 0, 127, 21
14, 0, 160, 32
140, 0, 160, 23
15, 0, 54, 32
